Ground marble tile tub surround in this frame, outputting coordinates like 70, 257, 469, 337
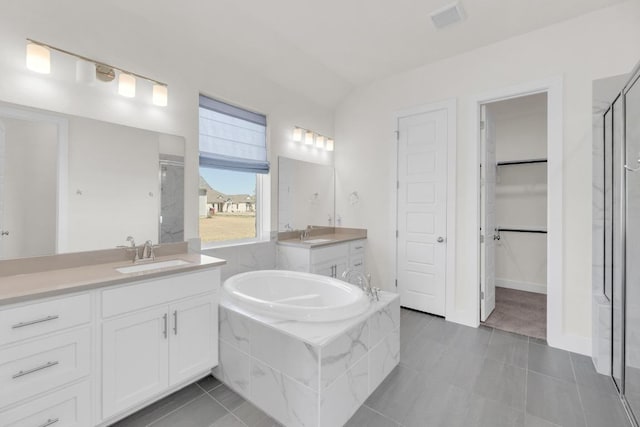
277, 227, 367, 247
203, 240, 277, 281
215, 292, 400, 427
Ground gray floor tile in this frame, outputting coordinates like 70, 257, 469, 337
232, 400, 275, 427
528, 342, 576, 383
486, 329, 529, 369
419, 315, 463, 346
428, 345, 486, 388
346, 406, 399, 427
150, 394, 229, 427
209, 384, 245, 412
449, 323, 492, 355
402, 381, 473, 427
570, 352, 618, 395
112, 383, 204, 427
524, 413, 561, 427
400, 308, 432, 353
198, 374, 223, 392
465, 395, 525, 427
365, 365, 424, 424
526, 371, 586, 427
473, 358, 526, 410
400, 335, 447, 373
579, 384, 631, 427
210, 414, 247, 427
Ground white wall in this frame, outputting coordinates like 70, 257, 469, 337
489, 94, 548, 293
334, 1, 640, 343
0, 1, 335, 252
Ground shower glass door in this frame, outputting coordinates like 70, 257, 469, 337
625, 72, 640, 420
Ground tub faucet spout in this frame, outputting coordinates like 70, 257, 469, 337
341, 268, 379, 301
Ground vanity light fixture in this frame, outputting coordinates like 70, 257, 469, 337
325, 138, 334, 152
26, 41, 50, 74
305, 130, 315, 146
24, 38, 168, 106
292, 127, 303, 142
118, 73, 136, 98
292, 126, 335, 152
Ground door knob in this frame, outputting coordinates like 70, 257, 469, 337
1, 230, 8, 236
437, 236, 444, 243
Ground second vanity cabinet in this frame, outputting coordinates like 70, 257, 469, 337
277, 239, 366, 279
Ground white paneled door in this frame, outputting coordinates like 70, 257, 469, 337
480, 105, 497, 321
397, 109, 448, 316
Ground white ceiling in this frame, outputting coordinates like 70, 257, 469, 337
4, 0, 628, 108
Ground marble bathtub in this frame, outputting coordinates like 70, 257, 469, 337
214, 289, 400, 427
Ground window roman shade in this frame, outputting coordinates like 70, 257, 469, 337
199, 95, 269, 174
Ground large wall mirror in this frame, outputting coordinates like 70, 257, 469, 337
0, 102, 185, 260
278, 156, 334, 232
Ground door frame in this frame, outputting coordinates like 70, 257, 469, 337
0, 102, 69, 253
470, 77, 567, 350
392, 98, 457, 319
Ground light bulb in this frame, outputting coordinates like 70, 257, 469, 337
26, 43, 50, 74
153, 84, 168, 107
75, 59, 96, 85
315, 135, 325, 149
118, 73, 136, 98
305, 130, 314, 146
326, 138, 334, 152
293, 127, 303, 142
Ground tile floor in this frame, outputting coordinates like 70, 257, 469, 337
113, 308, 630, 427
483, 287, 547, 340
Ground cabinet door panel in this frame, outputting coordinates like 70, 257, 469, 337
102, 306, 169, 418
169, 295, 216, 385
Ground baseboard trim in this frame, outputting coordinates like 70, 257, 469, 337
548, 333, 592, 356
496, 278, 547, 295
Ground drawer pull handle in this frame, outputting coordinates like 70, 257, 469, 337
12, 361, 59, 379
38, 418, 59, 427
12, 315, 59, 329
354, 246, 363, 250
163, 313, 168, 339
354, 262, 363, 267
173, 310, 178, 335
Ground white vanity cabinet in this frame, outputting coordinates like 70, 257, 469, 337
0, 264, 221, 427
277, 239, 366, 279
100, 269, 219, 421
0, 293, 93, 427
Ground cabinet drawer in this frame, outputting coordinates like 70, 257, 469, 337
350, 255, 365, 272
349, 240, 366, 255
0, 380, 90, 427
102, 268, 220, 318
0, 294, 90, 346
310, 244, 348, 265
0, 328, 91, 408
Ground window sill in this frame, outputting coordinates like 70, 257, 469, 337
200, 237, 272, 251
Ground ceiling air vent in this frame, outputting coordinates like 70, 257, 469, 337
430, 2, 466, 29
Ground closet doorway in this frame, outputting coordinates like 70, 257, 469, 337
479, 93, 549, 339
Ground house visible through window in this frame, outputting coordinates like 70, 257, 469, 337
198, 95, 268, 244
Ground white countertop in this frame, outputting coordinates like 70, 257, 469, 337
0, 253, 226, 306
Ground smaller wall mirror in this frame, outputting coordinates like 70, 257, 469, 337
278, 157, 334, 231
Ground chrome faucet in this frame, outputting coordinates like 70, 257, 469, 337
121, 235, 140, 263
300, 225, 312, 241
341, 268, 380, 301
141, 240, 156, 261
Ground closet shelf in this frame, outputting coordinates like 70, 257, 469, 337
497, 226, 547, 234
497, 159, 547, 166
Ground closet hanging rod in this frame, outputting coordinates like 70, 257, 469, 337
496, 159, 547, 166
497, 227, 547, 234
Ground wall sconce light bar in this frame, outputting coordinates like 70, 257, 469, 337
292, 126, 335, 152
26, 38, 168, 105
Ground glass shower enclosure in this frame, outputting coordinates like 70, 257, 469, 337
605, 61, 640, 425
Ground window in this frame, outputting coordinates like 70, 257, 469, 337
198, 95, 268, 245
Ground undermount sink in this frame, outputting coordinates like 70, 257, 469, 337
115, 259, 191, 274
303, 238, 332, 244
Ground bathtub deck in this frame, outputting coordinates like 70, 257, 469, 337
215, 292, 400, 427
